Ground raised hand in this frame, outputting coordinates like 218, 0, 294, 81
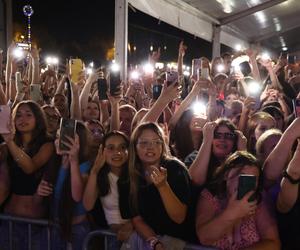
202, 121, 217, 142
91, 145, 106, 174
235, 130, 247, 150
150, 165, 168, 189
226, 191, 258, 220
178, 41, 187, 57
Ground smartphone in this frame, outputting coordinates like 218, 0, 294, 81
30, 84, 42, 103
200, 60, 210, 79
98, 77, 108, 100
0, 105, 11, 134
237, 174, 257, 202
69, 58, 84, 84
293, 99, 300, 118
109, 70, 121, 96
59, 118, 77, 151
287, 55, 296, 65
153, 84, 163, 100
166, 71, 178, 86
192, 59, 201, 79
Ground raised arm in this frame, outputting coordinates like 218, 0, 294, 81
141, 81, 180, 123
30, 47, 40, 85
168, 78, 206, 129
177, 41, 187, 77
83, 145, 105, 211
264, 118, 300, 188
277, 141, 300, 213
79, 70, 98, 112
188, 121, 216, 185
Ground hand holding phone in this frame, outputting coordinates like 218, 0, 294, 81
166, 71, 178, 86
69, 59, 84, 84
59, 118, 77, 151
109, 70, 121, 96
98, 74, 108, 100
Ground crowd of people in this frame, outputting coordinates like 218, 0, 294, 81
0, 40, 299, 250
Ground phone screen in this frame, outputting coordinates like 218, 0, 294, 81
166, 71, 178, 86
98, 78, 108, 100
109, 71, 121, 96
237, 175, 257, 202
153, 85, 162, 100
192, 59, 201, 79
288, 55, 296, 65
59, 118, 76, 151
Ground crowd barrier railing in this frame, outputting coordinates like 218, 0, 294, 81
0, 214, 52, 250
0, 214, 216, 250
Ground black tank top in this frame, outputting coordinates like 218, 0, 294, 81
9, 138, 53, 196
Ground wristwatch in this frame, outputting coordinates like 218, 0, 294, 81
283, 170, 300, 185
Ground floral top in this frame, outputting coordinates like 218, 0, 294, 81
199, 189, 260, 250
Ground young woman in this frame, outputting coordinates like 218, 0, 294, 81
245, 111, 275, 154
83, 131, 132, 248
0, 100, 54, 249
119, 122, 192, 249
189, 118, 246, 186
37, 121, 92, 250
196, 151, 280, 250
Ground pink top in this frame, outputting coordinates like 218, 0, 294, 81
199, 189, 260, 250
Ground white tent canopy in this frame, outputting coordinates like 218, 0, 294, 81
114, 0, 300, 79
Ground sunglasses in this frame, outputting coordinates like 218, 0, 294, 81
214, 132, 236, 140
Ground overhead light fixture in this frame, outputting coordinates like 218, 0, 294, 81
282, 47, 288, 51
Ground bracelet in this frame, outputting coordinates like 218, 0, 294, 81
15, 152, 24, 162
147, 236, 161, 250
282, 170, 300, 185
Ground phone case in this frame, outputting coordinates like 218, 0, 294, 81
153, 85, 162, 100
69, 59, 84, 84
0, 105, 11, 134
192, 59, 201, 78
237, 175, 256, 201
59, 118, 76, 151
166, 71, 178, 86
109, 71, 121, 96
98, 78, 108, 100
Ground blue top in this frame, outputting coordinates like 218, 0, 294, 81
54, 161, 91, 217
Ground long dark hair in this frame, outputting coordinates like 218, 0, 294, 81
12, 100, 50, 150
207, 151, 263, 203
170, 109, 203, 161
97, 131, 129, 197
56, 121, 92, 240
128, 122, 173, 213
206, 118, 238, 181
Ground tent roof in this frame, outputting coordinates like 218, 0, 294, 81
129, 0, 300, 53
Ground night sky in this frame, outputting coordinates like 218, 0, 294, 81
12, 0, 231, 67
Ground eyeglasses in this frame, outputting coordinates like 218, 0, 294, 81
105, 144, 128, 152
136, 139, 163, 148
214, 132, 236, 140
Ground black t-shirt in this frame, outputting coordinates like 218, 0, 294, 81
277, 188, 300, 250
119, 159, 193, 241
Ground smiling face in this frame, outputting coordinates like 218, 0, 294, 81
104, 135, 128, 168
212, 125, 235, 160
136, 129, 163, 167
15, 104, 36, 134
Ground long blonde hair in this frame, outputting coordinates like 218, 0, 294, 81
128, 122, 172, 213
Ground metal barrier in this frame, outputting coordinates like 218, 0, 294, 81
82, 229, 216, 250
0, 214, 52, 250
0, 214, 215, 250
